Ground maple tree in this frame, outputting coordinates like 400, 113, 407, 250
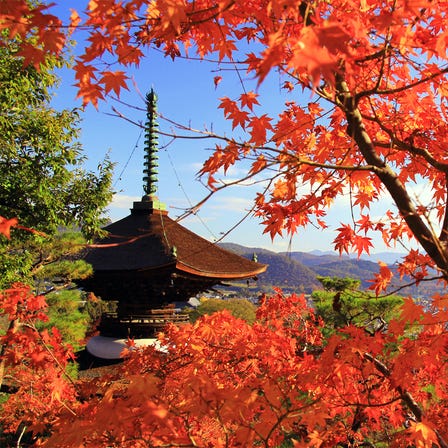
24, 291, 448, 447
3, 0, 448, 447
0, 285, 77, 442
2, 0, 448, 291
0, 0, 443, 277
1, 282, 448, 446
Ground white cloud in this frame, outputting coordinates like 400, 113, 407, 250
176, 196, 253, 230
209, 196, 253, 212
186, 162, 203, 173
110, 193, 140, 209
107, 194, 140, 221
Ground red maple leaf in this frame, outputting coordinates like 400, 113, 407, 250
0, 216, 18, 239
219, 96, 249, 129
248, 114, 273, 145
356, 214, 373, 234
353, 234, 373, 258
240, 91, 260, 111
99, 70, 130, 97
368, 262, 393, 296
333, 223, 355, 255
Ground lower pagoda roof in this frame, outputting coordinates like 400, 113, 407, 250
84, 199, 267, 280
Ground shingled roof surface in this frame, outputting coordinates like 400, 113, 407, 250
84, 208, 267, 280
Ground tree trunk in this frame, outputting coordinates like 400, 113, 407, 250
336, 76, 448, 277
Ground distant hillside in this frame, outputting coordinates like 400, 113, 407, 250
285, 251, 405, 267
312, 259, 380, 289
219, 243, 273, 257
219, 243, 444, 300
253, 252, 321, 294
282, 251, 348, 267
360, 252, 404, 264
219, 243, 321, 293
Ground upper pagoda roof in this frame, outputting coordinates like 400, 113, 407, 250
84, 200, 267, 280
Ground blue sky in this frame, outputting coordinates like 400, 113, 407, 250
49, 2, 409, 255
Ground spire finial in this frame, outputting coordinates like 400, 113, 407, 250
143, 89, 159, 197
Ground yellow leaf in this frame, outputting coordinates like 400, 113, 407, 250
408, 421, 439, 448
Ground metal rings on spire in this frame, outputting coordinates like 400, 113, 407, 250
143, 89, 159, 197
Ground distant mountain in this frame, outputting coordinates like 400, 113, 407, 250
308, 249, 339, 256
277, 252, 382, 289
285, 250, 405, 266
254, 252, 321, 294
219, 243, 443, 300
218, 242, 273, 257
359, 252, 404, 265
281, 251, 347, 266
311, 259, 380, 289
220, 243, 321, 293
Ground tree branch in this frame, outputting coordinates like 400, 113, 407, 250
374, 66, 448, 96
363, 352, 448, 448
439, 173, 448, 242
335, 74, 448, 277
363, 108, 448, 173
0, 318, 20, 390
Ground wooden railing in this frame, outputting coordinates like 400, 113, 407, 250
99, 307, 190, 338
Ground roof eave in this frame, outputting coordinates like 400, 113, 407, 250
175, 261, 267, 279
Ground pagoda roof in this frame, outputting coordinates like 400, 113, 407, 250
84, 201, 267, 280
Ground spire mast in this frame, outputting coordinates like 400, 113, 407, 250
132, 89, 166, 213
143, 89, 159, 197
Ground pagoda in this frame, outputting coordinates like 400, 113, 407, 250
80, 90, 267, 359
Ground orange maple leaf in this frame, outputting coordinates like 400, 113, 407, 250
0, 1, 30, 38
69, 8, 82, 32
219, 96, 249, 129
356, 214, 373, 234
99, 70, 130, 97
249, 154, 267, 175
17, 42, 46, 69
353, 234, 373, 258
399, 297, 425, 325
308, 102, 323, 116
248, 114, 273, 145
0, 216, 18, 239
157, 0, 187, 34
333, 223, 355, 255
368, 262, 393, 296
291, 22, 353, 88
407, 420, 439, 448
404, 0, 431, 15
240, 91, 260, 111
272, 179, 290, 199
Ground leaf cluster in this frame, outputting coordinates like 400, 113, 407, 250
29, 288, 448, 448
0, 285, 77, 437
4, 1, 448, 446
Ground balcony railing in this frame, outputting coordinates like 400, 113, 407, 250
99, 307, 190, 338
